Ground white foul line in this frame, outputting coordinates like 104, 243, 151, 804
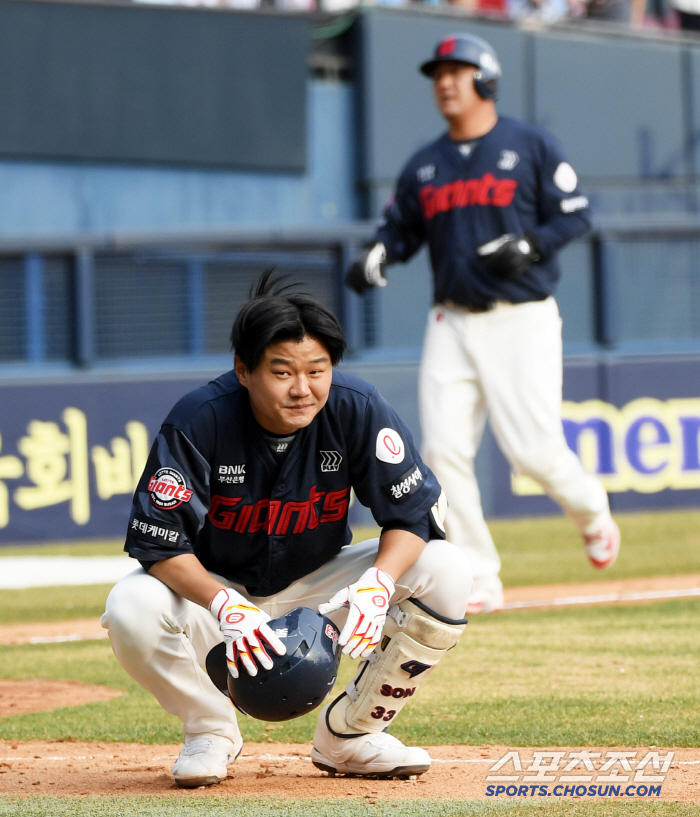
502, 587, 700, 610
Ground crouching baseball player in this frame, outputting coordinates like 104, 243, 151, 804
101, 272, 472, 787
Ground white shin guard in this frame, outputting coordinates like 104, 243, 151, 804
327, 599, 467, 737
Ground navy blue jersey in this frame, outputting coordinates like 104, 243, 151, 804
125, 369, 443, 597
376, 116, 591, 307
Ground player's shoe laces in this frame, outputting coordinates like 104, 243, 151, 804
583, 518, 621, 569
465, 576, 504, 615
172, 735, 242, 788
311, 708, 430, 778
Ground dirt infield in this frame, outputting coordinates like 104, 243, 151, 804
0, 740, 697, 801
0, 680, 123, 718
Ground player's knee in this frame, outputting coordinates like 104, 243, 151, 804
415, 540, 474, 620
104, 570, 178, 650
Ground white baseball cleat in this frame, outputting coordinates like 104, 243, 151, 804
583, 518, 621, 569
311, 708, 431, 778
466, 576, 504, 615
172, 734, 242, 788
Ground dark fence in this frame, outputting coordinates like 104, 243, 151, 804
1, 218, 700, 375
0, 226, 375, 370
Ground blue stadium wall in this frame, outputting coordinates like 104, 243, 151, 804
2, 4, 700, 542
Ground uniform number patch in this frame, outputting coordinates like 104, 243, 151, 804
376, 428, 405, 464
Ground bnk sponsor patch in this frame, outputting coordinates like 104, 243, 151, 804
384, 464, 423, 503
148, 467, 193, 509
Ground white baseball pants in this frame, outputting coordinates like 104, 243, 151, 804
101, 537, 472, 743
419, 297, 611, 582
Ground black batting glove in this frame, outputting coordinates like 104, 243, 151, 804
477, 233, 542, 278
345, 243, 388, 295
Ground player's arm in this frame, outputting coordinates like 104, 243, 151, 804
149, 553, 225, 608
319, 389, 446, 658
319, 527, 426, 660
373, 527, 426, 581
126, 423, 285, 677
345, 166, 426, 294
529, 140, 592, 255
478, 140, 591, 278
149, 555, 285, 678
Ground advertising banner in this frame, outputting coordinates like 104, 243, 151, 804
2, 355, 699, 543
0, 375, 213, 544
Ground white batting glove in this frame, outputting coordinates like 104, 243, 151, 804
364, 243, 388, 288
318, 567, 395, 659
345, 243, 388, 294
209, 588, 286, 679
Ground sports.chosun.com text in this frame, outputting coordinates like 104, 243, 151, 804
486, 784, 662, 798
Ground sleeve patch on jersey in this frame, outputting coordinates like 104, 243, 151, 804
376, 427, 405, 464
384, 465, 424, 503
554, 162, 578, 193
560, 195, 589, 214
148, 467, 193, 510
130, 512, 183, 546
417, 164, 436, 183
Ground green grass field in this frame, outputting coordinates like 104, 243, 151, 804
3, 799, 700, 817
1, 509, 699, 628
2, 799, 700, 817
1, 509, 698, 815
1, 598, 697, 747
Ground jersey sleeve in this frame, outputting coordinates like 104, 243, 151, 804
528, 133, 592, 258
124, 420, 212, 563
375, 162, 427, 265
348, 387, 442, 532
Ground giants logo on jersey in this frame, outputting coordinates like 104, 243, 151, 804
148, 468, 194, 509
419, 173, 518, 220
208, 486, 350, 536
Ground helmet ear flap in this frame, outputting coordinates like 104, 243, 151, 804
473, 69, 498, 101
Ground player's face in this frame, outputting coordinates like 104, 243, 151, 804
235, 335, 333, 435
432, 62, 481, 120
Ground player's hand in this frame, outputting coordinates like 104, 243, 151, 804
209, 588, 286, 678
318, 567, 395, 659
345, 243, 388, 294
477, 233, 541, 278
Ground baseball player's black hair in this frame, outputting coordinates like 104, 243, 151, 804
230, 269, 347, 372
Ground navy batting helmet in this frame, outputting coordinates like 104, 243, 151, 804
420, 33, 501, 101
205, 607, 341, 722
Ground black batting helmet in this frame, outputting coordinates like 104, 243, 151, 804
205, 607, 341, 722
420, 33, 501, 101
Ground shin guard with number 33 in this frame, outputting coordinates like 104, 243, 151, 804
324, 598, 467, 737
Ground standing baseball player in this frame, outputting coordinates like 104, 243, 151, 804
346, 33, 620, 615
102, 272, 471, 788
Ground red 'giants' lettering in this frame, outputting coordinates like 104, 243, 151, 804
419, 174, 518, 220
208, 486, 351, 535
